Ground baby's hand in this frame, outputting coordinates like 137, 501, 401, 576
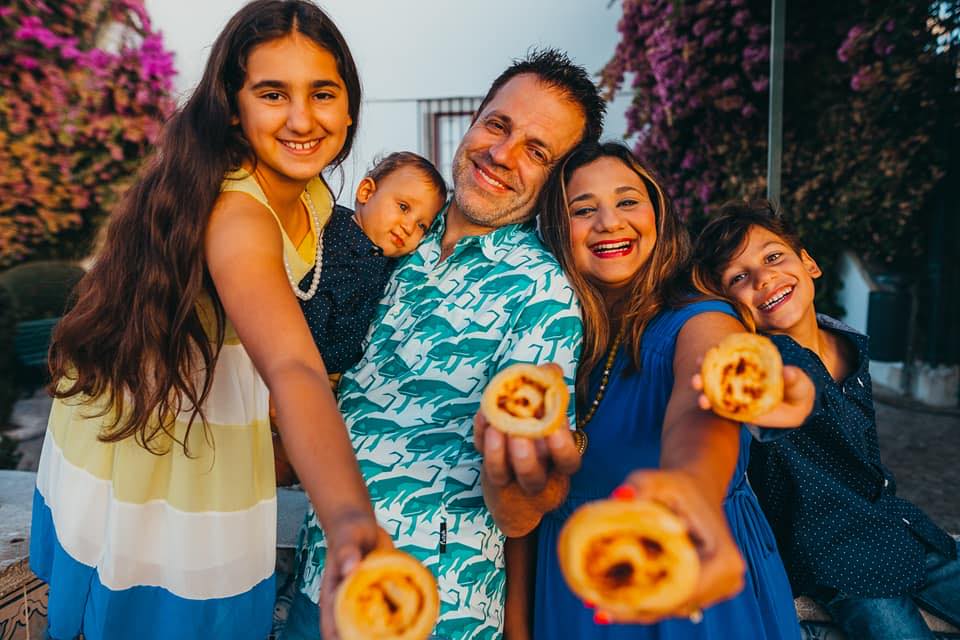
693, 364, 815, 429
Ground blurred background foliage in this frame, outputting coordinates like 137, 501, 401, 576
0, 0, 176, 268
603, 0, 960, 326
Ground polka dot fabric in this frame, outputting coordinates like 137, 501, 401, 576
297, 205, 394, 375
749, 314, 956, 598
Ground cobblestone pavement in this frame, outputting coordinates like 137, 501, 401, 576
6, 387, 959, 531
874, 392, 960, 534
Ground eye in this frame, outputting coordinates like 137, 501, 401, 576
617, 198, 639, 208
261, 91, 284, 101
728, 272, 747, 286
313, 91, 336, 101
529, 147, 548, 165
571, 205, 595, 217
398, 202, 410, 213
417, 222, 428, 232
486, 119, 506, 133
764, 251, 783, 264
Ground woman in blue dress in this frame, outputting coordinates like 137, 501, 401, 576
524, 141, 802, 639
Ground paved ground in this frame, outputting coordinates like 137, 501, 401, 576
5, 386, 959, 532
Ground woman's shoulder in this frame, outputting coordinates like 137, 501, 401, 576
653, 296, 738, 329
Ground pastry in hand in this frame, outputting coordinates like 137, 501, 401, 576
701, 332, 783, 422
480, 363, 569, 438
558, 499, 700, 619
334, 550, 439, 640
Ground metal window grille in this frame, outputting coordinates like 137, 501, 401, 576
417, 97, 483, 185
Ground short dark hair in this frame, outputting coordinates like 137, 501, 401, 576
366, 151, 448, 203
476, 48, 606, 147
692, 199, 805, 300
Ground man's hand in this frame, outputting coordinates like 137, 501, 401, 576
319, 512, 393, 639
592, 470, 745, 625
693, 364, 816, 429
474, 411, 580, 494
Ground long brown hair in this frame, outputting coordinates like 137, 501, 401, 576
538, 141, 692, 409
49, 0, 361, 452
691, 200, 806, 332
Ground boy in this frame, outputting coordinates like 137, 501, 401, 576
692, 201, 960, 640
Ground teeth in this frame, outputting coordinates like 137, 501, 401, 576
281, 139, 319, 151
759, 286, 792, 310
592, 241, 631, 252
477, 168, 506, 189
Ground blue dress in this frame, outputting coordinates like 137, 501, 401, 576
534, 301, 801, 640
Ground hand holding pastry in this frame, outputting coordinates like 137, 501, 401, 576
571, 470, 745, 625
557, 496, 700, 622
693, 333, 815, 428
333, 550, 440, 640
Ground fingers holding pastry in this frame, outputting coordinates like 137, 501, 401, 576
334, 550, 440, 640
480, 363, 569, 438
700, 333, 783, 422
557, 497, 701, 623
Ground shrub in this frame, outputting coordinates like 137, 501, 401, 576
0, 0, 176, 268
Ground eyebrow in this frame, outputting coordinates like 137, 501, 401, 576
248, 79, 342, 91
484, 110, 554, 156
568, 185, 645, 205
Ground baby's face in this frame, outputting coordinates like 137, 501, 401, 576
355, 166, 444, 257
719, 225, 821, 334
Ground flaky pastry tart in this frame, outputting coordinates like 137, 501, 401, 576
480, 363, 569, 437
558, 499, 700, 619
701, 332, 783, 422
334, 550, 439, 640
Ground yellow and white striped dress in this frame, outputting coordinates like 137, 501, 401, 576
30, 171, 330, 640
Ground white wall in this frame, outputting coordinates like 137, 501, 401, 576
144, 0, 633, 198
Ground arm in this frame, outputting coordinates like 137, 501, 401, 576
206, 193, 384, 631
618, 311, 746, 620
504, 532, 537, 640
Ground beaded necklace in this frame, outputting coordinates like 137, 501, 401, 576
572, 326, 625, 455
283, 190, 325, 301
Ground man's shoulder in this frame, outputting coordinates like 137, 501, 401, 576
498, 226, 568, 278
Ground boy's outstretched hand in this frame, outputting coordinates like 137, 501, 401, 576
693, 364, 816, 429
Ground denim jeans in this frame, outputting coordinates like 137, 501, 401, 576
813, 541, 960, 640
279, 588, 448, 640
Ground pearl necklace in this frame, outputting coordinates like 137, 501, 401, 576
284, 190, 324, 301
573, 326, 625, 455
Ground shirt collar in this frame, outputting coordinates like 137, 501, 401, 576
426, 197, 537, 262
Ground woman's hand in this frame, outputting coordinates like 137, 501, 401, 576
319, 512, 393, 640
592, 470, 745, 625
693, 363, 816, 429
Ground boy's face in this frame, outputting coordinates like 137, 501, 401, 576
720, 225, 822, 334
354, 166, 444, 257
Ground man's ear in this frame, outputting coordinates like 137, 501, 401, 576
800, 249, 822, 279
355, 177, 376, 205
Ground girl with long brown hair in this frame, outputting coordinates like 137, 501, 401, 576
523, 141, 803, 638
31, 2, 384, 639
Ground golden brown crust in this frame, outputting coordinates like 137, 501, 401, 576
334, 550, 440, 640
557, 499, 700, 618
480, 363, 569, 438
701, 332, 784, 422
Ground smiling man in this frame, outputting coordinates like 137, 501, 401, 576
284, 49, 605, 640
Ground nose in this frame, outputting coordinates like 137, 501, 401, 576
286, 96, 313, 134
753, 265, 775, 290
593, 204, 624, 232
399, 215, 416, 235
488, 134, 520, 169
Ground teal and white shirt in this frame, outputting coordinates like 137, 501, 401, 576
295, 210, 582, 639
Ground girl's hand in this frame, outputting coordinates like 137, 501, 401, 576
319, 512, 393, 639
693, 363, 816, 429
592, 470, 745, 625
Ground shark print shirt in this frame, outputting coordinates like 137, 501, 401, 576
295, 210, 582, 640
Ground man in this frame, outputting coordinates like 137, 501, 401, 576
284, 49, 604, 640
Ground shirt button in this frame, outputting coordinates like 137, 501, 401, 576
902, 518, 911, 525
857, 377, 864, 387
884, 479, 889, 487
